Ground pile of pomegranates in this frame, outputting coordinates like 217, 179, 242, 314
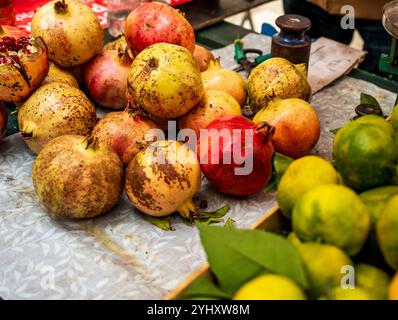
0, 0, 325, 230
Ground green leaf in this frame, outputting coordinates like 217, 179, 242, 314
264, 152, 294, 192
224, 218, 235, 228
360, 93, 380, 107
192, 205, 230, 225
179, 277, 231, 300
143, 215, 173, 231
330, 127, 341, 135
197, 224, 308, 295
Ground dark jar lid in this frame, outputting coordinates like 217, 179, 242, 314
275, 14, 311, 33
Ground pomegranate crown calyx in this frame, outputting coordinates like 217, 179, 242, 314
0, 26, 4, 36
207, 57, 222, 71
256, 121, 275, 144
85, 136, 100, 151
54, 0, 68, 14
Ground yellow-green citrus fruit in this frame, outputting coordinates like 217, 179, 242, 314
355, 114, 395, 136
376, 195, 398, 270
360, 186, 398, 226
355, 263, 390, 300
277, 156, 340, 219
329, 287, 373, 300
333, 117, 397, 191
292, 184, 371, 256
297, 242, 353, 297
287, 232, 302, 248
233, 274, 306, 300
390, 106, 398, 132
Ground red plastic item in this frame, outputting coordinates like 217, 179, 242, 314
0, 0, 15, 26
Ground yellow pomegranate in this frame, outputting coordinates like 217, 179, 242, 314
125, 140, 201, 218
178, 90, 242, 135
248, 57, 311, 113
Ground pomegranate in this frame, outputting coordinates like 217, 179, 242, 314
32, 135, 123, 219
0, 36, 49, 103
201, 58, 247, 107
31, 0, 103, 67
128, 43, 204, 118
84, 46, 132, 110
42, 61, 79, 88
178, 90, 242, 136
0, 102, 7, 141
198, 115, 275, 196
0, 25, 29, 40
253, 98, 320, 159
248, 57, 311, 113
125, 140, 201, 218
91, 108, 161, 165
193, 44, 214, 71
18, 82, 97, 154
124, 2, 195, 55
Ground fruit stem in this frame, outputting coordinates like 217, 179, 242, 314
54, 0, 68, 14
177, 199, 196, 220
256, 121, 275, 144
0, 26, 4, 35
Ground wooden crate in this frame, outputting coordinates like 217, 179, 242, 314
164, 206, 291, 300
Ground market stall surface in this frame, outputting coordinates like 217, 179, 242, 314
0, 34, 395, 299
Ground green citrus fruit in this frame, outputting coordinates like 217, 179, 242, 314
360, 186, 398, 226
376, 195, 398, 270
354, 114, 395, 136
355, 263, 390, 300
233, 274, 306, 300
297, 242, 353, 297
277, 156, 340, 219
390, 106, 398, 132
292, 184, 371, 256
287, 232, 302, 247
333, 118, 397, 192
329, 287, 373, 300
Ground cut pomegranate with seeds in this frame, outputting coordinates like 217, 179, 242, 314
0, 36, 49, 103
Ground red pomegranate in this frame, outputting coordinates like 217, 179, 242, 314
124, 2, 195, 55
197, 115, 275, 196
84, 47, 133, 110
0, 36, 49, 103
0, 102, 7, 141
91, 108, 161, 165
0, 25, 29, 40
